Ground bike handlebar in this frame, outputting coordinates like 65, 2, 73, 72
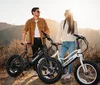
41, 31, 89, 53
74, 34, 85, 39
74, 34, 89, 53
41, 30, 53, 41
41, 30, 58, 50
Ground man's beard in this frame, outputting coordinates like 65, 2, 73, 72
36, 15, 40, 17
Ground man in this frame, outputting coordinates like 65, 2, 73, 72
22, 7, 50, 76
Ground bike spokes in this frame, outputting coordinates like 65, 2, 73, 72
9, 57, 23, 73
77, 64, 97, 84
41, 61, 59, 80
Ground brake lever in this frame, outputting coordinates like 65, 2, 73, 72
41, 30, 47, 36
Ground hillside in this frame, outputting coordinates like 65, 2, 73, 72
0, 19, 59, 45
0, 22, 15, 31
0, 20, 100, 47
0, 25, 24, 45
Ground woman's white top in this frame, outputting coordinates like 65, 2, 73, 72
55, 20, 78, 43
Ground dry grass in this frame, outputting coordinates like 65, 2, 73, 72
0, 69, 100, 85
0, 39, 100, 85
0, 69, 79, 85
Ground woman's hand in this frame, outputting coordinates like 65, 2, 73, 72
56, 43, 62, 46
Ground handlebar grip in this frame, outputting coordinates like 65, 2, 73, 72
21, 42, 31, 45
21, 43, 24, 45
74, 34, 79, 37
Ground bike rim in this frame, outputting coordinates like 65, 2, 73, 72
40, 60, 59, 80
77, 63, 97, 84
9, 58, 22, 73
9, 69, 18, 73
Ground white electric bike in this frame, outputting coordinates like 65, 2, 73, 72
50, 34, 100, 85
37, 31, 99, 85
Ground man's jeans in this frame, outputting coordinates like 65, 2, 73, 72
59, 41, 76, 74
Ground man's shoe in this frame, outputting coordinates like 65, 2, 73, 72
33, 71, 38, 77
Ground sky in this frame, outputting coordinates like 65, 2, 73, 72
0, 0, 100, 29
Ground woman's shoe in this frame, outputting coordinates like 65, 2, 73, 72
64, 73, 71, 79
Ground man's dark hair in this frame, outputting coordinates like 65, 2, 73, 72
31, 7, 39, 15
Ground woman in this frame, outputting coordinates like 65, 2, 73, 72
56, 10, 78, 79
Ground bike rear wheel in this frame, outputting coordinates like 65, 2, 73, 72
6, 55, 24, 77
74, 60, 99, 85
37, 57, 63, 84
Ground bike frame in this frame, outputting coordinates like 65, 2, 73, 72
20, 42, 50, 68
51, 48, 88, 73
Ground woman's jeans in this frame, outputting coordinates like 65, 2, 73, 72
59, 41, 76, 74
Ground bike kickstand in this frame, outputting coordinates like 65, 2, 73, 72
21, 72, 24, 76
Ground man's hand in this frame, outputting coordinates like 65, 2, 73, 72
22, 41, 27, 47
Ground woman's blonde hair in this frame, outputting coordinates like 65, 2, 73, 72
64, 10, 75, 34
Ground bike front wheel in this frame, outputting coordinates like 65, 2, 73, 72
74, 60, 99, 85
37, 57, 63, 84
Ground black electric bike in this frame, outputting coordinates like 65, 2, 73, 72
6, 31, 63, 84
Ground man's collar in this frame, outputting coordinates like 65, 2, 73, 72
32, 17, 40, 23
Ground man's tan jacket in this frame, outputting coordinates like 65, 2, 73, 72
23, 17, 50, 46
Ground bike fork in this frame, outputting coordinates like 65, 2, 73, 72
79, 54, 88, 73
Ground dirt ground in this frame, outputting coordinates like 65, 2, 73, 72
0, 68, 100, 85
